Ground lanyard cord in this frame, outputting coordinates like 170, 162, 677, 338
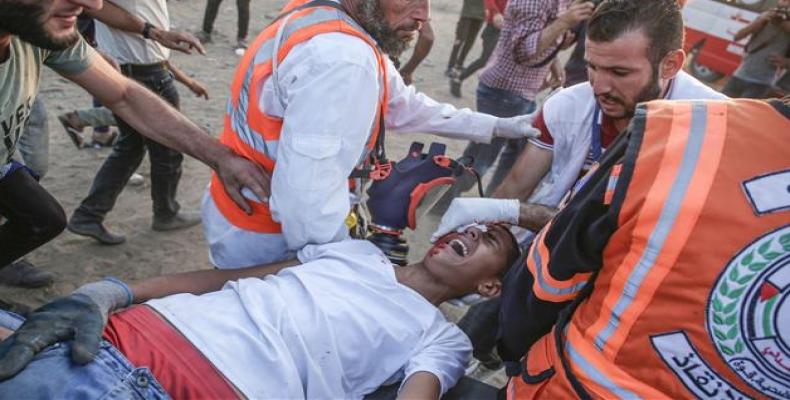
591, 105, 603, 162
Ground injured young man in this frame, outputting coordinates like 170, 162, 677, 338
0, 224, 519, 399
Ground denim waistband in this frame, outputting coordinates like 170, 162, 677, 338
0, 310, 170, 399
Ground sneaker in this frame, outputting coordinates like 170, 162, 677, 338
236, 37, 248, 49
195, 30, 212, 44
234, 38, 248, 56
0, 259, 54, 288
57, 112, 86, 149
67, 218, 126, 245
128, 173, 145, 187
450, 78, 462, 98
152, 211, 202, 232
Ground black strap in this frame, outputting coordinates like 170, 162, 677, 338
552, 270, 600, 400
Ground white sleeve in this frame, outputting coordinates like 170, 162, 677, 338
384, 59, 498, 143
268, 42, 380, 251
400, 321, 472, 396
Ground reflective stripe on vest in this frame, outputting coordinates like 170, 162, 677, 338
526, 223, 592, 303
210, 0, 388, 233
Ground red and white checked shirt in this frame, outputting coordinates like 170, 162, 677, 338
479, 0, 570, 100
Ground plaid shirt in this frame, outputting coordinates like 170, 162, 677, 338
479, 0, 570, 100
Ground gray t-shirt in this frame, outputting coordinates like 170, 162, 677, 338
0, 36, 94, 167
734, 22, 790, 85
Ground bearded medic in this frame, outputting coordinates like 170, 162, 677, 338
202, 0, 540, 269
499, 98, 790, 398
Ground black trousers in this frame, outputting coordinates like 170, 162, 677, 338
0, 167, 66, 266
72, 65, 183, 224
458, 24, 500, 82
202, 0, 251, 39
447, 16, 484, 70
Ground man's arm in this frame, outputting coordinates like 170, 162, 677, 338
65, 52, 269, 214
130, 258, 299, 302
431, 139, 554, 241
269, 52, 380, 250
86, 1, 204, 54
733, 10, 772, 41
384, 60, 499, 142
494, 141, 558, 231
399, 22, 434, 85
166, 61, 209, 100
0, 257, 300, 380
493, 142, 553, 201
398, 372, 441, 400
507, 0, 592, 66
533, 1, 593, 59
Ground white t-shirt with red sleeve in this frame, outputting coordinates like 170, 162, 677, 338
522, 71, 726, 233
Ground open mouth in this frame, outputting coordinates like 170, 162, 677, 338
448, 238, 469, 257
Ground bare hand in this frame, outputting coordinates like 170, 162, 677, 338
150, 29, 206, 55
216, 151, 271, 215
546, 58, 565, 89
761, 9, 778, 21
561, 31, 577, 50
492, 13, 505, 29
768, 53, 790, 69
558, 1, 595, 30
401, 71, 413, 86
188, 79, 210, 100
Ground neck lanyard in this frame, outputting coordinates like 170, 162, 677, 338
590, 105, 603, 162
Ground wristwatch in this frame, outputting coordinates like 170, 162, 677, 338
142, 22, 155, 39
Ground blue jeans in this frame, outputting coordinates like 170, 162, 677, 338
431, 83, 536, 216
0, 310, 169, 399
17, 97, 50, 178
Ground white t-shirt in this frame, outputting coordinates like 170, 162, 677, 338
147, 240, 471, 399
94, 0, 170, 64
202, 28, 498, 269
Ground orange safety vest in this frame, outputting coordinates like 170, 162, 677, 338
509, 99, 790, 399
209, 0, 388, 233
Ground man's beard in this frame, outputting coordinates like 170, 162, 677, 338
629, 68, 662, 117
0, 2, 80, 51
597, 67, 662, 120
355, 0, 412, 57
